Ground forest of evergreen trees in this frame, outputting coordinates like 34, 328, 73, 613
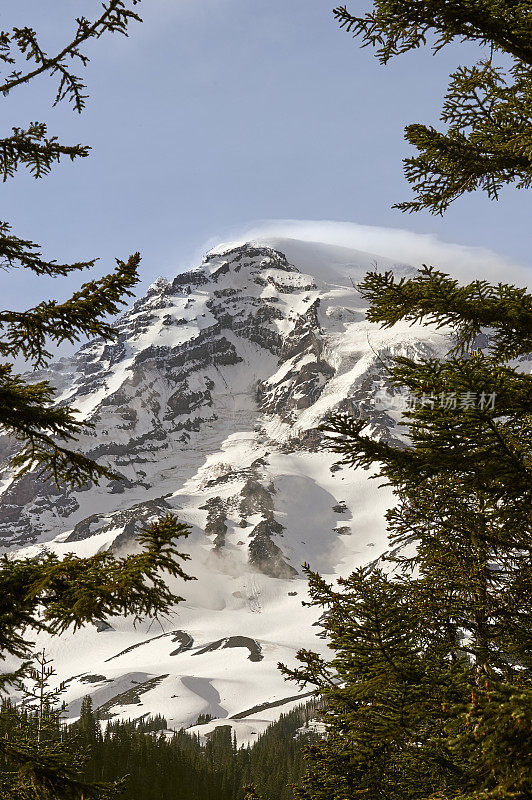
1, 695, 322, 800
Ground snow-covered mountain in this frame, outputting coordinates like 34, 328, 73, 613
0, 237, 448, 743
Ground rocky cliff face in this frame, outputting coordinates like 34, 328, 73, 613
0, 237, 447, 739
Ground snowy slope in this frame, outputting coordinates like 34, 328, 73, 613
0, 237, 449, 737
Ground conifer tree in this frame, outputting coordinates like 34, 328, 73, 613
78, 697, 99, 751
1, 652, 119, 799
270, 7, 532, 799
334, 1, 532, 212
281, 271, 532, 798
76, 696, 100, 785
0, 3, 196, 797
278, 276, 532, 800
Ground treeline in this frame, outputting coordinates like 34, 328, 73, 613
69, 697, 320, 800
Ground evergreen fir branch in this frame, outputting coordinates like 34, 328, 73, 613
323, 398, 532, 504
396, 61, 532, 214
0, 253, 141, 490
358, 266, 532, 359
333, 2, 532, 66
0, 252, 140, 366
387, 480, 532, 556
395, 125, 532, 214
319, 412, 415, 476
0, 514, 194, 676
0, 124, 89, 181
31, 514, 194, 633
10, 437, 118, 489
334, 2, 532, 211
0, 364, 118, 487
0, 2, 143, 112
0, 222, 97, 276
0, 31, 15, 65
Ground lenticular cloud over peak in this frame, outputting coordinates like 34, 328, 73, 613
205, 219, 530, 287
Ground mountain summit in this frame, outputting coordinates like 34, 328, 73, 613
0, 237, 445, 740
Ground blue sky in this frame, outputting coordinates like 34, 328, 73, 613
3, 0, 531, 313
